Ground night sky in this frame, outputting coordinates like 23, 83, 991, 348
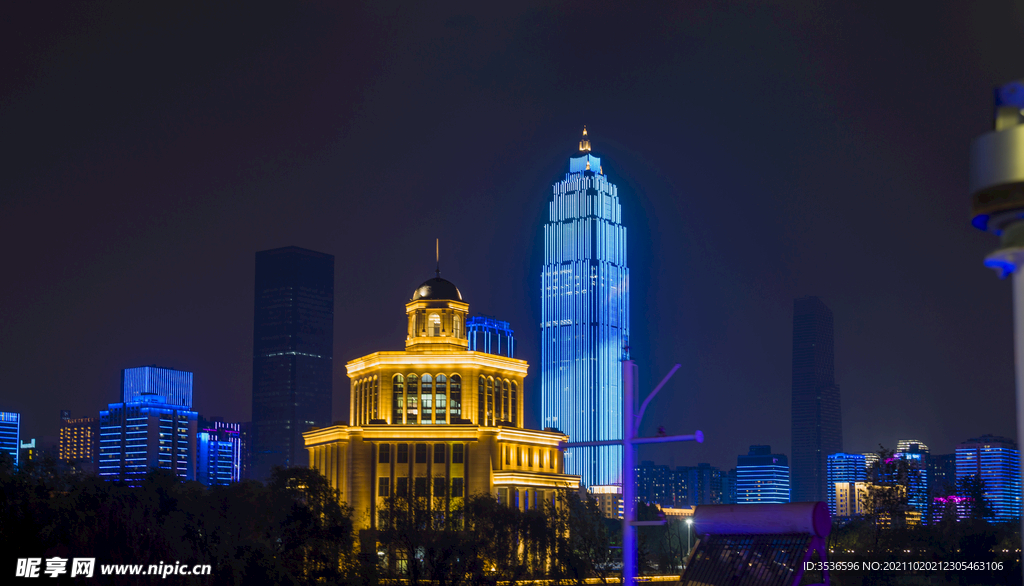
4, 2, 1024, 471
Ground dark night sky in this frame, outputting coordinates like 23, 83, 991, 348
3, 2, 1023, 471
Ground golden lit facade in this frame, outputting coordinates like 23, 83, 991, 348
305, 275, 580, 530
59, 416, 99, 464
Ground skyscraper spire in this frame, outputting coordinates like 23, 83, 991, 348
579, 126, 591, 152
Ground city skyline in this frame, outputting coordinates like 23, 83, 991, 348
3, 3, 1023, 473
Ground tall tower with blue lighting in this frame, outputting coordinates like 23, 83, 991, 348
541, 128, 629, 487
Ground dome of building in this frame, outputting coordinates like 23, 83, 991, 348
412, 277, 463, 301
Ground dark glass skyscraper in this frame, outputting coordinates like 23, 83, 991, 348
251, 247, 334, 480
541, 129, 629, 487
791, 296, 842, 503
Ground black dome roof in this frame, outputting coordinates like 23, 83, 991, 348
412, 277, 463, 301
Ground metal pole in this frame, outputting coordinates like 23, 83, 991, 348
686, 519, 691, 561
1013, 262, 1024, 581
622, 359, 637, 584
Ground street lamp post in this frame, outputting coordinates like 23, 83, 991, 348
565, 359, 704, 584
685, 518, 693, 562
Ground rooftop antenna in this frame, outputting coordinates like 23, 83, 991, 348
579, 125, 591, 152
436, 238, 440, 278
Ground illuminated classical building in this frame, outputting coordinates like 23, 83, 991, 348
541, 128, 629, 487
304, 272, 580, 530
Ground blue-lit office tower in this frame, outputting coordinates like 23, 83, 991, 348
956, 435, 1022, 522
252, 247, 334, 481
895, 440, 930, 523
791, 296, 842, 503
467, 316, 515, 358
541, 129, 629, 487
736, 445, 790, 504
197, 419, 241, 486
0, 412, 20, 468
99, 366, 198, 484
826, 453, 866, 517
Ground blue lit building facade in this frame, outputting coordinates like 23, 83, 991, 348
736, 445, 790, 504
99, 366, 197, 485
541, 129, 629, 487
467, 316, 515, 358
956, 435, 1021, 522
895, 440, 930, 523
197, 419, 241, 486
827, 453, 867, 517
0, 412, 20, 468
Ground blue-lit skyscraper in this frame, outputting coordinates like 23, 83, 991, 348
541, 128, 629, 487
0, 412, 20, 469
467, 316, 515, 358
956, 435, 1022, 522
895, 440, 930, 523
99, 366, 197, 485
826, 453, 867, 517
736, 445, 790, 504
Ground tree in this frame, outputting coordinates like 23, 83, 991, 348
957, 474, 994, 522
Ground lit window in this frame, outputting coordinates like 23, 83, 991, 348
429, 313, 441, 336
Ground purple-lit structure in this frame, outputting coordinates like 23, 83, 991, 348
565, 359, 703, 583
684, 502, 832, 586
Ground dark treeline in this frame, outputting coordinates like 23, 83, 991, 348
0, 455, 354, 585
0, 455, 688, 585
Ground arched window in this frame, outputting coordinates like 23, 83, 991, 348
435, 374, 447, 424
501, 380, 510, 423
429, 313, 441, 337
358, 379, 365, 425
372, 376, 379, 420
453, 314, 462, 338
450, 375, 462, 421
486, 377, 494, 426
510, 381, 518, 427
477, 374, 485, 426
393, 375, 405, 424
407, 374, 419, 424
421, 375, 433, 424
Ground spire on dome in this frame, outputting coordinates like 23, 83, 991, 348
579, 126, 591, 152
